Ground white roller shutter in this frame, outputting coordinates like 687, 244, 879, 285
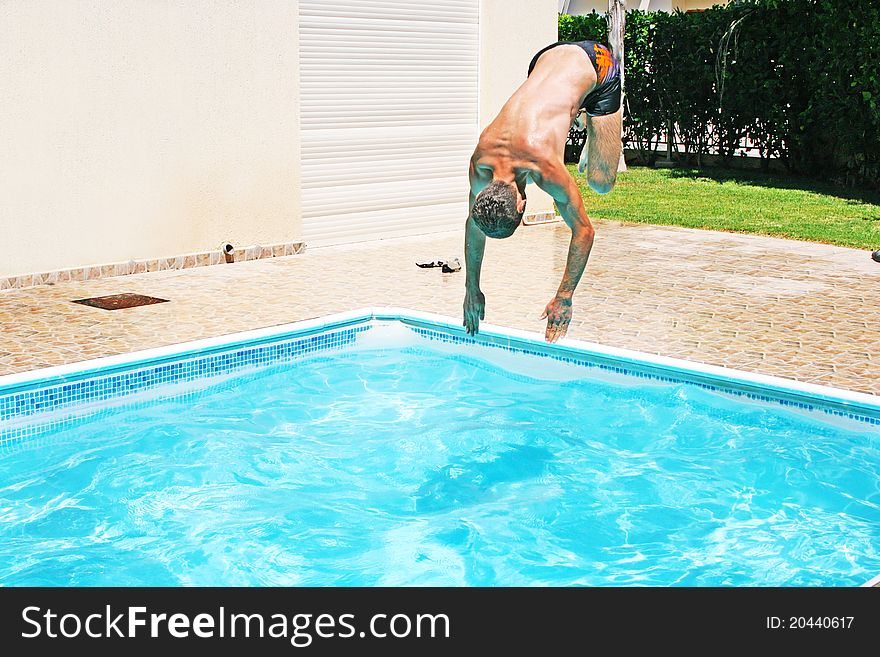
299, 0, 479, 245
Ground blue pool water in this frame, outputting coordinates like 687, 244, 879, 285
0, 335, 878, 586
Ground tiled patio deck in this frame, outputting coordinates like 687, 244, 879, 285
1, 221, 877, 396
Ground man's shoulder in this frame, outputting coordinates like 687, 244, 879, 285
518, 151, 565, 179
469, 149, 496, 177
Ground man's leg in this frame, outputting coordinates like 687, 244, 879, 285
570, 110, 590, 175
584, 108, 622, 195
578, 136, 589, 175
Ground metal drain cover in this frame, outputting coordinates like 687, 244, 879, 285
72, 293, 170, 310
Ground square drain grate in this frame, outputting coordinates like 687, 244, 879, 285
71, 293, 170, 310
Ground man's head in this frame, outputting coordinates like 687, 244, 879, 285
471, 180, 525, 238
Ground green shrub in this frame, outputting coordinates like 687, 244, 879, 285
559, 1, 880, 187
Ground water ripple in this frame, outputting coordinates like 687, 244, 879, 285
0, 348, 877, 585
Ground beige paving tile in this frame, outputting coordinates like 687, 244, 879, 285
0, 221, 878, 396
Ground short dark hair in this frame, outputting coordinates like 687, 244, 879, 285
471, 180, 522, 238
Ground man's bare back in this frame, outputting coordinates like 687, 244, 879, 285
474, 44, 597, 185
463, 41, 623, 342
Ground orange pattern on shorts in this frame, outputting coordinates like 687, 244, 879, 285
593, 44, 613, 82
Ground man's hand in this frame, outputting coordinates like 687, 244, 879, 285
530, 158, 594, 344
463, 287, 486, 336
541, 295, 573, 343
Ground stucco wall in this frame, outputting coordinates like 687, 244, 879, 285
480, 0, 559, 215
0, 1, 301, 278
2, 1, 566, 279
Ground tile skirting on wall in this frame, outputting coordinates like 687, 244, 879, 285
0, 242, 306, 291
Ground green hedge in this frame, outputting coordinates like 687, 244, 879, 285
560, 1, 880, 187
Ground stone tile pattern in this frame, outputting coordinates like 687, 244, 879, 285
0, 222, 877, 396
0, 242, 305, 291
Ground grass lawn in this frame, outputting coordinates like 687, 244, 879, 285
571, 165, 880, 250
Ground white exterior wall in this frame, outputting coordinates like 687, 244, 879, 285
0, 1, 301, 279
1, 0, 561, 278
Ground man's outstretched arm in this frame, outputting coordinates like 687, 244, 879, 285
463, 192, 486, 335
537, 163, 596, 343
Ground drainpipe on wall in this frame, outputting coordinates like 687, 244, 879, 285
220, 242, 235, 264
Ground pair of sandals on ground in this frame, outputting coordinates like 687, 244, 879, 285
416, 258, 461, 273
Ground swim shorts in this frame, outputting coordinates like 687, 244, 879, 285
527, 40, 622, 117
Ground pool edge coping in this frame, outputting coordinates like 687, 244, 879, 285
1, 306, 878, 414
386, 309, 880, 413
1, 306, 879, 587
862, 573, 880, 587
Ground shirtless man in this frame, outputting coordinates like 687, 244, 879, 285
463, 40, 622, 342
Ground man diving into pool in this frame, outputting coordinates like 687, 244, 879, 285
463, 40, 622, 343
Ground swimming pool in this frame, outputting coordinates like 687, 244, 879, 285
1, 309, 878, 586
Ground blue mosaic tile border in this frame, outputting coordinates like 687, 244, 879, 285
1, 316, 877, 448
0, 354, 353, 451
406, 325, 880, 427
0, 325, 369, 430
2, 385, 219, 453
